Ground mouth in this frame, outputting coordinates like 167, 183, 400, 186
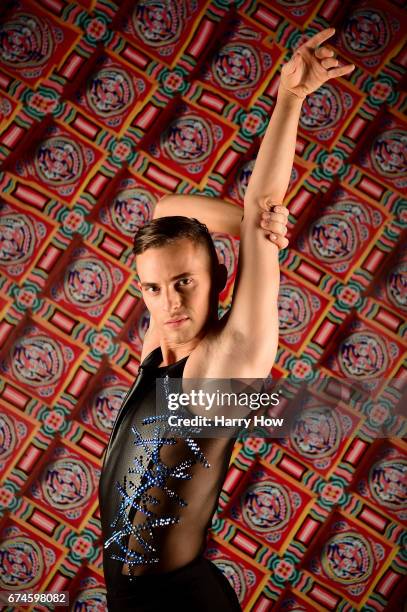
165, 316, 189, 327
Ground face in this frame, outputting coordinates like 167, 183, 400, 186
136, 238, 217, 346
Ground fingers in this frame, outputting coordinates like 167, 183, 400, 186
310, 32, 355, 81
321, 57, 339, 70
271, 205, 289, 217
260, 207, 289, 249
259, 197, 282, 212
268, 234, 289, 249
261, 210, 288, 224
261, 207, 289, 225
304, 27, 335, 50
314, 46, 335, 60
327, 63, 355, 78
262, 219, 288, 235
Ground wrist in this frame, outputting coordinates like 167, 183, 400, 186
277, 86, 306, 105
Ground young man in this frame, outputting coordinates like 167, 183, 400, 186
99, 28, 354, 611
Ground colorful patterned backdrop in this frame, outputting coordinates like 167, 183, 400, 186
0, 0, 406, 610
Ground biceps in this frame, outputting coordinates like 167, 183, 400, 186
225, 219, 281, 354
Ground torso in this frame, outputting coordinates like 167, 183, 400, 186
98, 346, 235, 595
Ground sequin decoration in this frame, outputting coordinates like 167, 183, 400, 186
104, 376, 210, 566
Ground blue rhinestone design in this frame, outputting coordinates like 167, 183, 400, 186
104, 374, 210, 567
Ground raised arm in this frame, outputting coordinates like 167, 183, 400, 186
153, 194, 243, 236
153, 193, 287, 242
198, 28, 354, 378
244, 27, 353, 207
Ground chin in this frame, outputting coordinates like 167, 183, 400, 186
178, 327, 203, 344
165, 326, 190, 340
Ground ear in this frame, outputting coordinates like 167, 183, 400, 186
215, 263, 228, 293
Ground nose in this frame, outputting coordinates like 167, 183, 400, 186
162, 286, 182, 313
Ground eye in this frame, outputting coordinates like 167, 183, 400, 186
177, 278, 192, 287
146, 286, 160, 294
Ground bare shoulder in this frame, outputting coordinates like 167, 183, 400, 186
139, 325, 160, 364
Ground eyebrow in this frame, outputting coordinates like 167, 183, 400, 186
140, 272, 194, 288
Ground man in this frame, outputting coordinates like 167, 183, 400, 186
99, 28, 354, 611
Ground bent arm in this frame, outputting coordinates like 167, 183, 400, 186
141, 191, 285, 364
153, 194, 243, 236
139, 194, 243, 362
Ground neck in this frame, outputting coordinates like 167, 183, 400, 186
159, 311, 218, 366
159, 337, 200, 366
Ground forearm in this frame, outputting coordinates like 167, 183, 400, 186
244, 89, 303, 213
153, 194, 243, 236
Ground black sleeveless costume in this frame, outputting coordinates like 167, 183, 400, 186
98, 346, 242, 612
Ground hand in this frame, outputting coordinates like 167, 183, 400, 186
260, 205, 289, 249
279, 28, 355, 100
